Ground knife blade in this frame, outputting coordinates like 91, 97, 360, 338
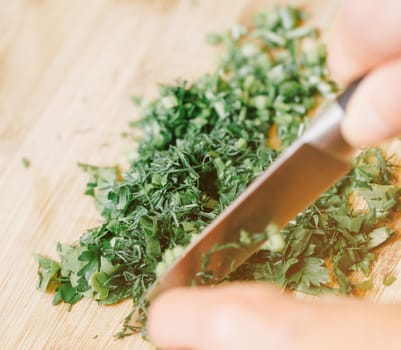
145, 79, 361, 302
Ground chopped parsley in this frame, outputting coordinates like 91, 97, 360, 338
22, 157, 31, 168
35, 6, 401, 336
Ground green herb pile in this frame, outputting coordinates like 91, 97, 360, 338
231, 148, 400, 293
36, 5, 400, 330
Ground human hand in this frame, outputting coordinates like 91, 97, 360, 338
148, 1, 401, 349
148, 283, 401, 350
331, 0, 401, 147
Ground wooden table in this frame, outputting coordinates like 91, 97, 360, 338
1, 1, 400, 349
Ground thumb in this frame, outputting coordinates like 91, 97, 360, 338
341, 56, 401, 148
147, 283, 401, 350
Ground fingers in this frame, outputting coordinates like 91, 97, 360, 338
148, 283, 401, 350
341, 56, 401, 147
328, 0, 401, 84
148, 283, 297, 350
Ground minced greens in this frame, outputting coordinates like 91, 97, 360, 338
36, 6, 401, 336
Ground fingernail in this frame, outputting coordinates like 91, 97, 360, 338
341, 105, 390, 148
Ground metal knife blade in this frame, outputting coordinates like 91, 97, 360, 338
145, 80, 360, 302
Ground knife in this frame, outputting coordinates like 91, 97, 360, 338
145, 79, 361, 302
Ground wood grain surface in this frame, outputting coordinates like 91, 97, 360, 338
1, 1, 400, 349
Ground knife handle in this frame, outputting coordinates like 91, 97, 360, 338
303, 78, 363, 162
337, 78, 363, 110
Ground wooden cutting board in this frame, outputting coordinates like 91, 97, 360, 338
1, 1, 401, 349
